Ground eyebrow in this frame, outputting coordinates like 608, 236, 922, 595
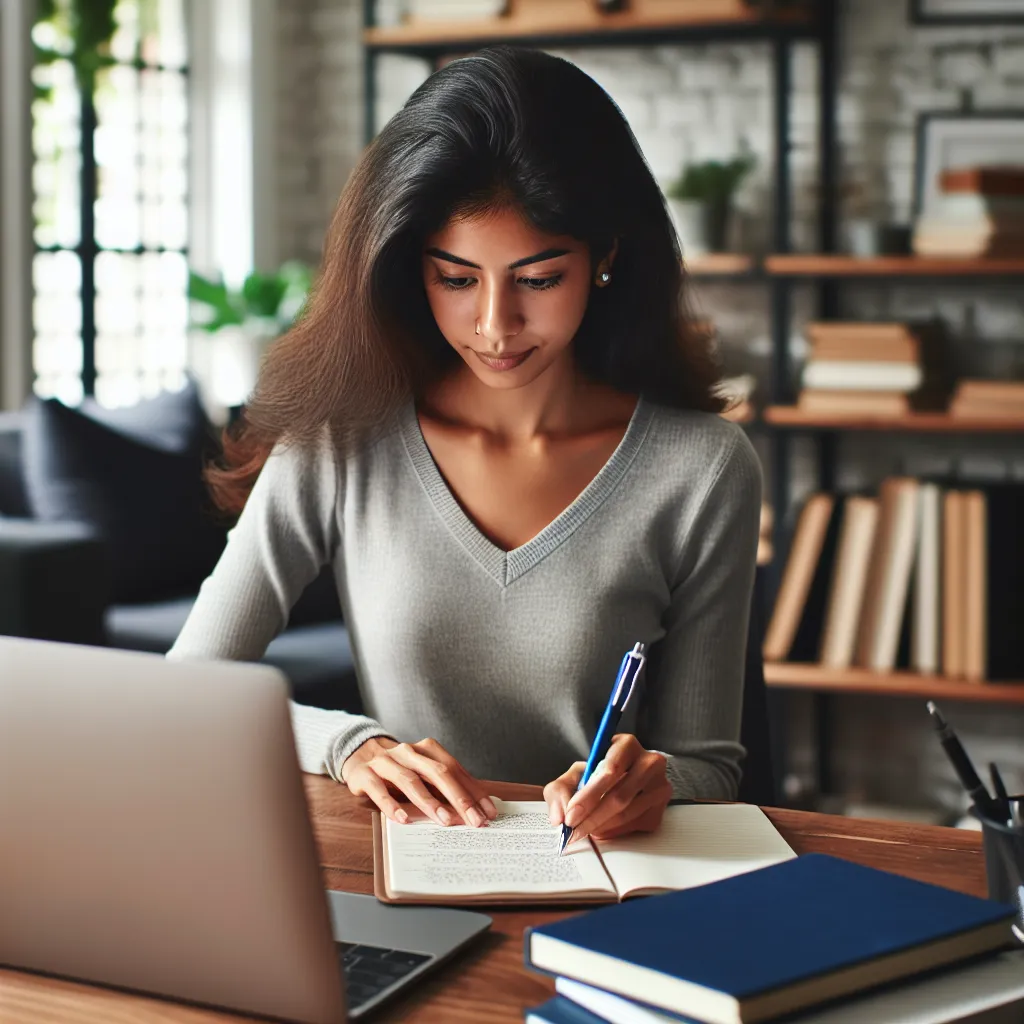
424, 246, 571, 270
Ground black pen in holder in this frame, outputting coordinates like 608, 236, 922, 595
970, 796, 1024, 945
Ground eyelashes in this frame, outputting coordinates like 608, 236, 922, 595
436, 274, 563, 292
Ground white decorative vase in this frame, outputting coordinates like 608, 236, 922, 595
189, 321, 279, 417
668, 198, 710, 258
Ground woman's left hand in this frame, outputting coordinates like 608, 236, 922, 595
542, 733, 673, 842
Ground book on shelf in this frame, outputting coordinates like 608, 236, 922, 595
942, 489, 967, 679
940, 165, 1024, 196
797, 390, 910, 417
963, 490, 987, 682
914, 164, 1024, 257
802, 361, 923, 392
948, 379, 1024, 419
405, 0, 508, 20
806, 320, 919, 356
536, 950, 1024, 1024
911, 483, 942, 675
854, 477, 920, 673
766, 479, 1024, 682
819, 495, 879, 669
912, 225, 1024, 258
524, 854, 1016, 1024
797, 321, 947, 417
762, 493, 836, 662
371, 800, 794, 906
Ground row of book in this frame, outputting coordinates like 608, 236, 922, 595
913, 165, 1024, 258
796, 321, 932, 418
405, 0, 506, 20
763, 477, 1024, 681
524, 854, 1023, 1024
741, 317, 1024, 419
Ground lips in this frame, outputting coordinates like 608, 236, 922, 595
474, 348, 535, 372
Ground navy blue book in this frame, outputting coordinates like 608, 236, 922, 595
525, 995, 608, 1024
524, 853, 1014, 1024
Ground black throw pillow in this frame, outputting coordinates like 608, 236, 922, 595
21, 384, 228, 604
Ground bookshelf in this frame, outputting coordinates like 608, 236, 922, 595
686, 252, 757, 277
763, 254, 1024, 277
364, 1, 817, 53
765, 664, 1024, 705
762, 408, 1024, 432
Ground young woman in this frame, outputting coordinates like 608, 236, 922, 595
168, 44, 761, 845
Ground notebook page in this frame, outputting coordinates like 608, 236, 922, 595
384, 799, 617, 898
595, 803, 796, 898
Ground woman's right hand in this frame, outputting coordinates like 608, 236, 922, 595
341, 735, 498, 827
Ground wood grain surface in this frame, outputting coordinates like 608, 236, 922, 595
0, 777, 985, 1024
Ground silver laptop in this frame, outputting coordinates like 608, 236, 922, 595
0, 635, 491, 1023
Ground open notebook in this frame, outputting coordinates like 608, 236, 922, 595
371, 799, 796, 906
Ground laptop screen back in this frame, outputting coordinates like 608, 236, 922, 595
0, 636, 346, 1024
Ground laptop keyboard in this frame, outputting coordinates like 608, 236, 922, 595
337, 942, 431, 1011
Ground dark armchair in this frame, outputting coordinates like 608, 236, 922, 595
0, 391, 359, 712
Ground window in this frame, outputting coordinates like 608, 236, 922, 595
31, 0, 190, 408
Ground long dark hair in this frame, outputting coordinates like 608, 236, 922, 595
208, 44, 724, 515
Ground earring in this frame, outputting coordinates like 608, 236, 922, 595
596, 270, 611, 286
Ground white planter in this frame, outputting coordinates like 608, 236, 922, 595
668, 198, 710, 257
188, 322, 279, 416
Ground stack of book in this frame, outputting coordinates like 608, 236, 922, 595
913, 166, 1024, 258
948, 379, 1024, 421
797, 323, 926, 418
524, 854, 1024, 1023
405, 0, 507, 20
763, 479, 1024, 680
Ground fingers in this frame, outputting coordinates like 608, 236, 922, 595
343, 737, 496, 828
571, 746, 671, 841
415, 738, 498, 820
357, 773, 411, 825
590, 796, 669, 841
543, 762, 585, 825
563, 734, 644, 830
395, 742, 492, 827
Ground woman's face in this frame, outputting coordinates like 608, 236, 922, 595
422, 207, 612, 390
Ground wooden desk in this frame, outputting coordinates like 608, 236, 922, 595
0, 778, 986, 1024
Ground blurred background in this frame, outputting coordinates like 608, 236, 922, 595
1, 0, 1023, 823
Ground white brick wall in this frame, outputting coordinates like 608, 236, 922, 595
271, 0, 1024, 811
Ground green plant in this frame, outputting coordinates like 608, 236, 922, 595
667, 153, 757, 204
187, 262, 315, 336
33, 0, 124, 102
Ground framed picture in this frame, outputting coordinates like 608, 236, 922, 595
910, 0, 1024, 22
914, 111, 1024, 213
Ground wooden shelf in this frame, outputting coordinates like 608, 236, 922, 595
762, 406, 1024, 432
764, 254, 1024, 277
365, 0, 814, 50
685, 252, 755, 277
765, 663, 1024, 705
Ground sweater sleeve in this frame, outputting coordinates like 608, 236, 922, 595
637, 427, 762, 801
165, 430, 393, 780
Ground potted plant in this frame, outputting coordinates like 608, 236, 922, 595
665, 152, 756, 256
187, 261, 313, 411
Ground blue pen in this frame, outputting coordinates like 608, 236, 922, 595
558, 642, 647, 856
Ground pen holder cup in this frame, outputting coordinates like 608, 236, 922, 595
970, 799, 1024, 944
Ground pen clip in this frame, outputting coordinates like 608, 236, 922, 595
614, 642, 646, 712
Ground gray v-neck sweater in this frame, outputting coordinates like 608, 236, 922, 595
167, 398, 762, 800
